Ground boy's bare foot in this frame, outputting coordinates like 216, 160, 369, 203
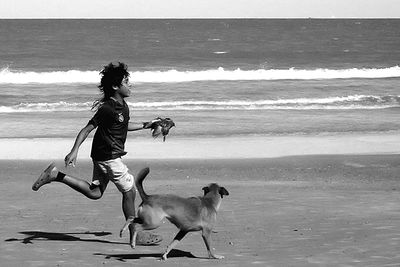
32, 162, 58, 191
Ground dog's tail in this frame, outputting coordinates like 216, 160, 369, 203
135, 167, 150, 200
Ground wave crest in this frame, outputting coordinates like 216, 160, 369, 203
1, 95, 398, 113
1, 66, 400, 84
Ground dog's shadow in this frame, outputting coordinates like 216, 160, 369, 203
5, 231, 125, 245
95, 249, 197, 261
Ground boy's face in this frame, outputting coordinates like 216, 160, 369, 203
117, 79, 132, 98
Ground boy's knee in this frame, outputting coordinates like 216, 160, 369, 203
122, 188, 136, 198
87, 186, 104, 200
88, 192, 103, 200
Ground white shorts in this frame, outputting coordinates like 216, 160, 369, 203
92, 158, 134, 193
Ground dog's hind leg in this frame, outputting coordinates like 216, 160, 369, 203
120, 216, 135, 237
120, 216, 144, 248
160, 230, 188, 261
202, 228, 224, 259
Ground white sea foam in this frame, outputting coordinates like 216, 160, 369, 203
0, 102, 92, 113
0, 68, 99, 84
1, 95, 398, 113
1, 66, 400, 84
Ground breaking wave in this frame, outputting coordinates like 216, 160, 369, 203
1, 66, 400, 84
1, 95, 398, 113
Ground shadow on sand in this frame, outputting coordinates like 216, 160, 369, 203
94, 249, 197, 262
5, 231, 126, 245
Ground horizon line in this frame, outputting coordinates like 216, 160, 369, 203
1, 17, 400, 19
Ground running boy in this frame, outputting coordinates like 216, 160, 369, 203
32, 62, 161, 247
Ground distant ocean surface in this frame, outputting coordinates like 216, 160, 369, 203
0, 19, 399, 139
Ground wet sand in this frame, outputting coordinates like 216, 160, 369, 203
1, 133, 399, 160
1, 155, 400, 266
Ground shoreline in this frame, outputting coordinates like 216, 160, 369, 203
2, 132, 399, 160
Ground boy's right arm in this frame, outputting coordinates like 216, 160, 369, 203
64, 124, 95, 167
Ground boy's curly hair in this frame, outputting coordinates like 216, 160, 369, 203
92, 62, 130, 110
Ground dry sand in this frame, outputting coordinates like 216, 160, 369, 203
1, 155, 400, 266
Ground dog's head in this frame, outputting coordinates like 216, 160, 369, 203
202, 183, 229, 198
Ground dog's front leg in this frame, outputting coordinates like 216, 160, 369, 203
202, 228, 224, 259
160, 230, 188, 261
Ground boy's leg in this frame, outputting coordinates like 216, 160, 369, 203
122, 188, 137, 247
111, 160, 162, 247
120, 182, 162, 247
112, 167, 141, 247
32, 162, 106, 200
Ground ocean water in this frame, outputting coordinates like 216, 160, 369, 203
0, 19, 399, 139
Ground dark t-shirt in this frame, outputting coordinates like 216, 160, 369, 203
88, 99, 130, 161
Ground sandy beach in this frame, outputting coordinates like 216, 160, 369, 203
1, 16, 400, 267
1, 154, 400, 266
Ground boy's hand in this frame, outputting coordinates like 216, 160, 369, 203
143, 118, 162, 129
64, 151, 77, 167
147, 117, 176, 142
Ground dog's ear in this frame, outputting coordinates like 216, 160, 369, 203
202, 186, 210, 195
219, 187, 229, 198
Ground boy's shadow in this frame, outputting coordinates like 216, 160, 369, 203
5, 231, 125, 245
95, 249, 197, 262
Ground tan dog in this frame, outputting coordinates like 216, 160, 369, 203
120, 167, 229, 260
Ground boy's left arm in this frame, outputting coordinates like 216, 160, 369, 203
128, 122, 146, 131
128, 118, 161, 132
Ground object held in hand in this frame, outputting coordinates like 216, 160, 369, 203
147, 117, 175, 142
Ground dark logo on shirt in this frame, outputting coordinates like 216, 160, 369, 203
117, 113, 124, 123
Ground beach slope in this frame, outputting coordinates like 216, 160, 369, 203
1, 155, 400, 266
